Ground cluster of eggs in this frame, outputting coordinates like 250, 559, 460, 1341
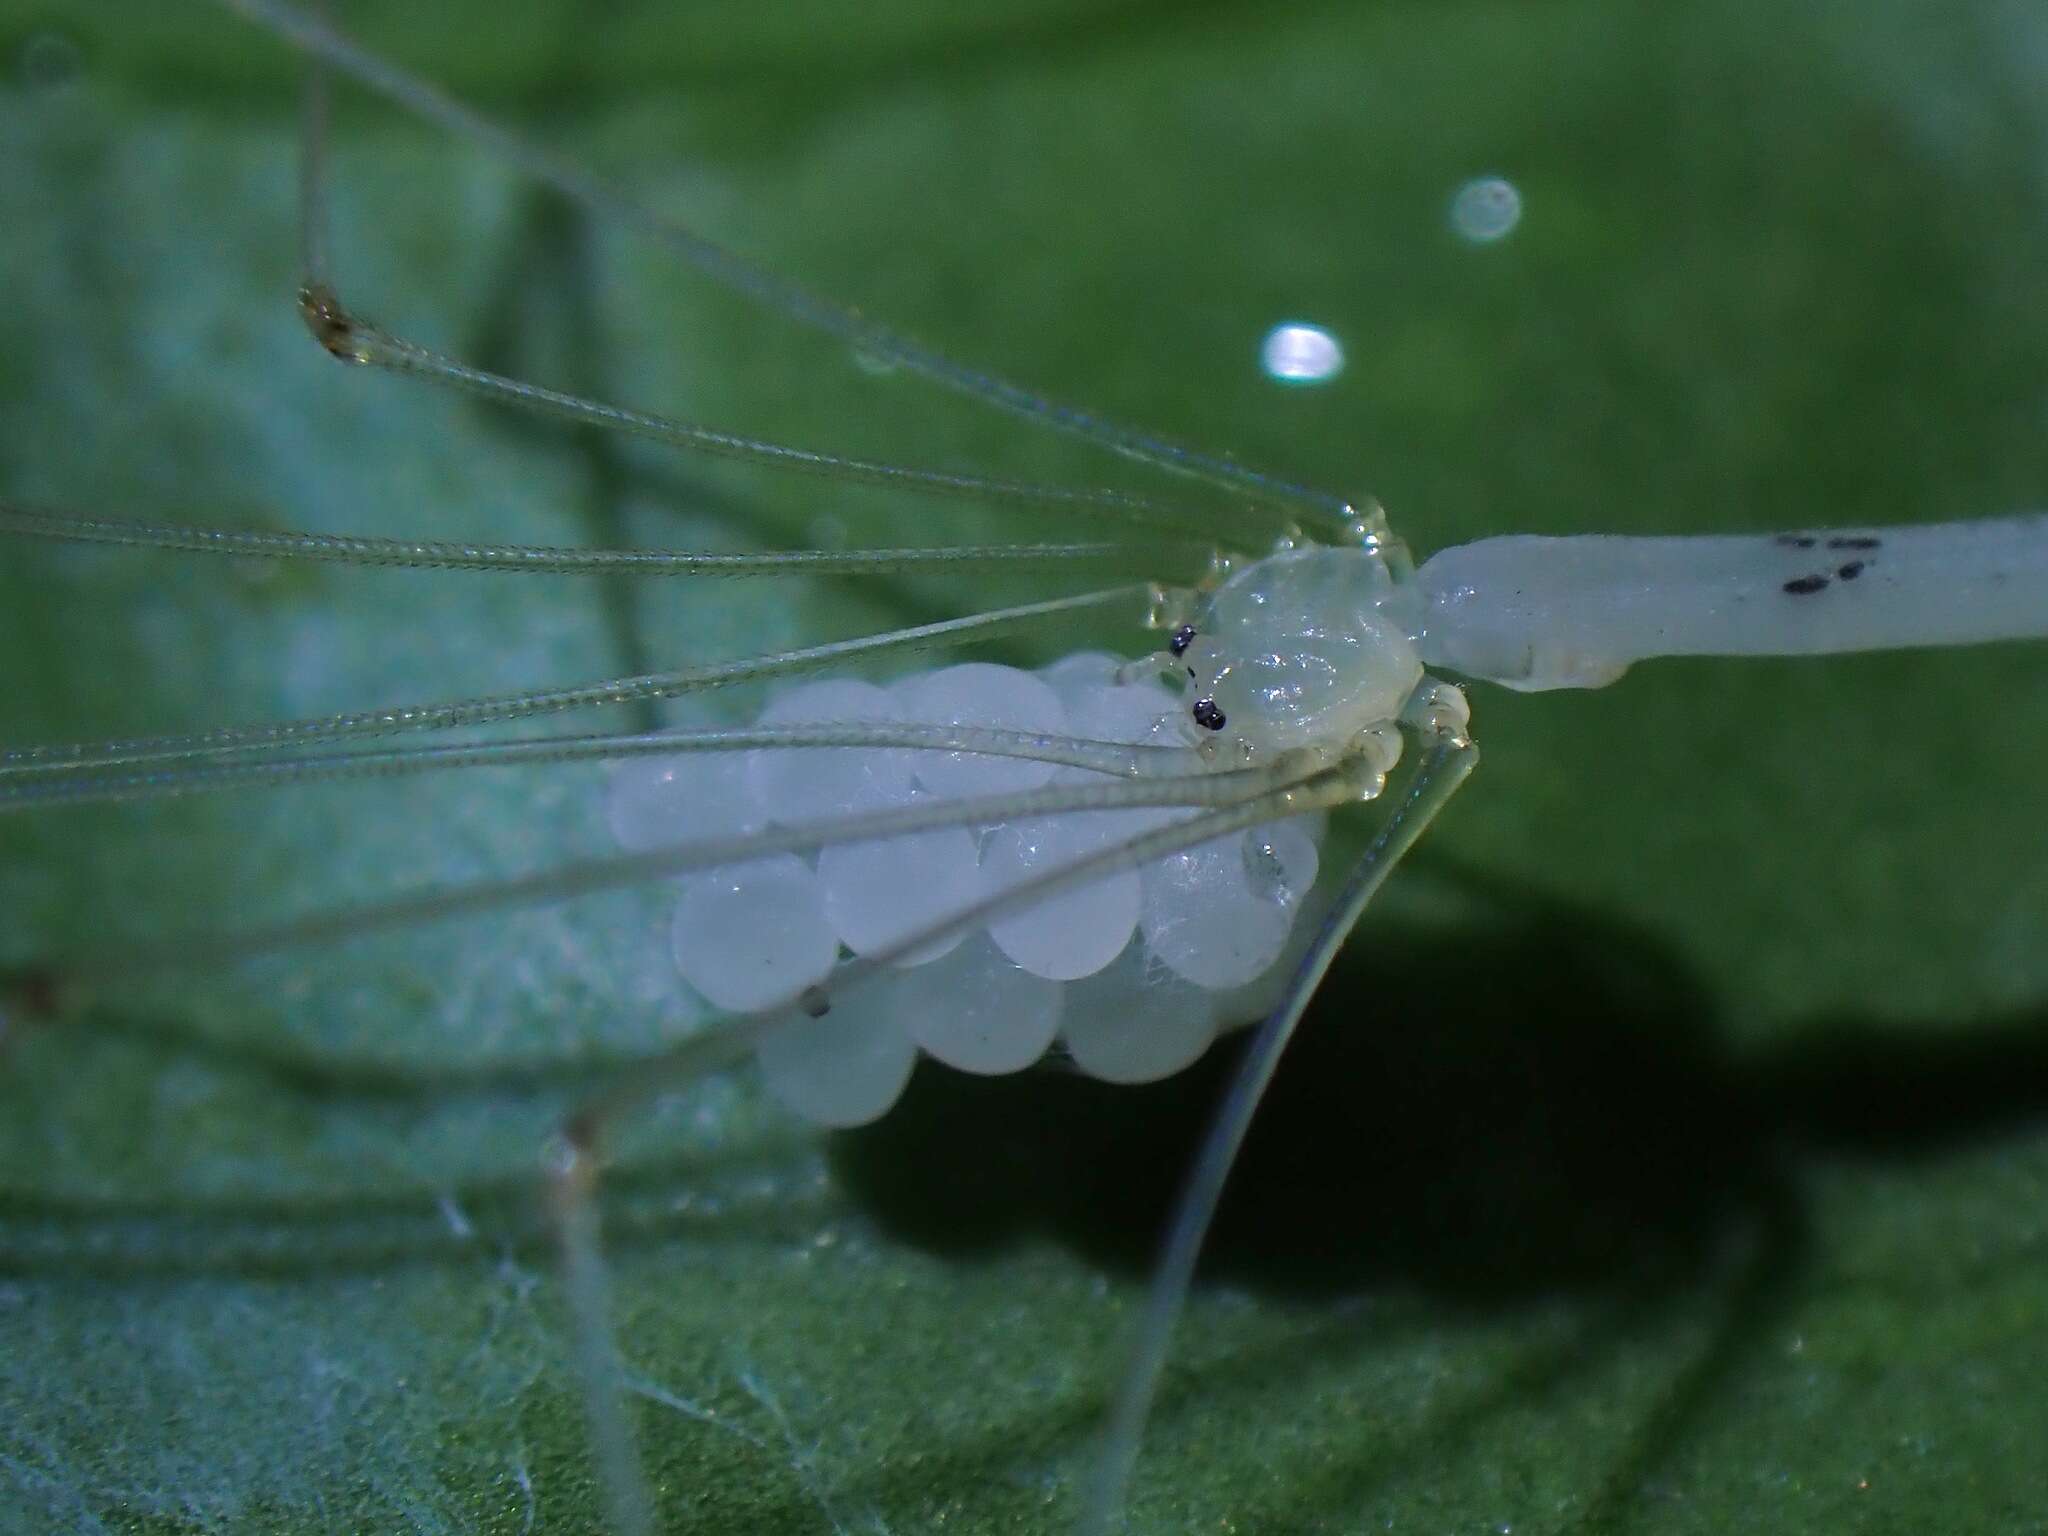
606, 656, 1329, 1125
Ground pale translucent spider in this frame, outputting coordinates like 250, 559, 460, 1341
1, 5, 2045, 1534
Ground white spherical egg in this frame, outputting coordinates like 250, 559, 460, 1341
894, 663, 1066, 798
1035, 650, 1124, 695
746, 677, 917, 825
1061, 939, 1220, 1083
817, 822, 984, 965
982, 814, 1141, 980
895, 932, 1063, 1074
605, 749, 763, 852
1056, 675, 1177, 744
755, 984, 918, 1127
1139, 819, 1321, 990
671, 854, 839, 1014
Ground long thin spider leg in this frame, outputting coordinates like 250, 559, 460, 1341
296, 0, 332, 288
217, 0, 1362, 528
1076, 705, 1479, 1536
546, 1136, 657, 1536
0, 502, 1208, 580
297, 285, 1293, 545
287, 25, 1288, 549
1, 719, 1209, 812
32, 753, 1322, 997
538, 758, 1366, 1536
0, 583, 1150, 775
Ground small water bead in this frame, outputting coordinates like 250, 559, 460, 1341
817, 823, 984, 965
1060, 941, 1220, 1084
1448, 175, 1523, 243
671, 854, 839, 1013
1259, 322, 1346, 386
746, 677, 917, 823
1139, 820, 1321, 989
755, 979, 918, 1128
893, 662, 1067, 798
606, 750, 763, 853
895, 932, 1064, 1074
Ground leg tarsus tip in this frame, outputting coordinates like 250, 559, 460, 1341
298, 280, 369, 362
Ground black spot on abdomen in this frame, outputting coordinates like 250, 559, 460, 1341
1783, 573, 1830, 596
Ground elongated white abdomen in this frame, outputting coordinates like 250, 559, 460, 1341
1416, 515, 2048, 690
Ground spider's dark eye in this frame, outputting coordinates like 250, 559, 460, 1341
1168, 623, 1197, 657
1192, 698, 1226, 732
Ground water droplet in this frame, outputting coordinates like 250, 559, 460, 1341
1449, 175, 1523, 243
1259, 322, 1345, 386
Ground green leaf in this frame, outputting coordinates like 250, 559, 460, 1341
2, 2, 2046, 1532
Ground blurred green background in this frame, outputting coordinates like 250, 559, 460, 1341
1, 1, 2045, 1531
